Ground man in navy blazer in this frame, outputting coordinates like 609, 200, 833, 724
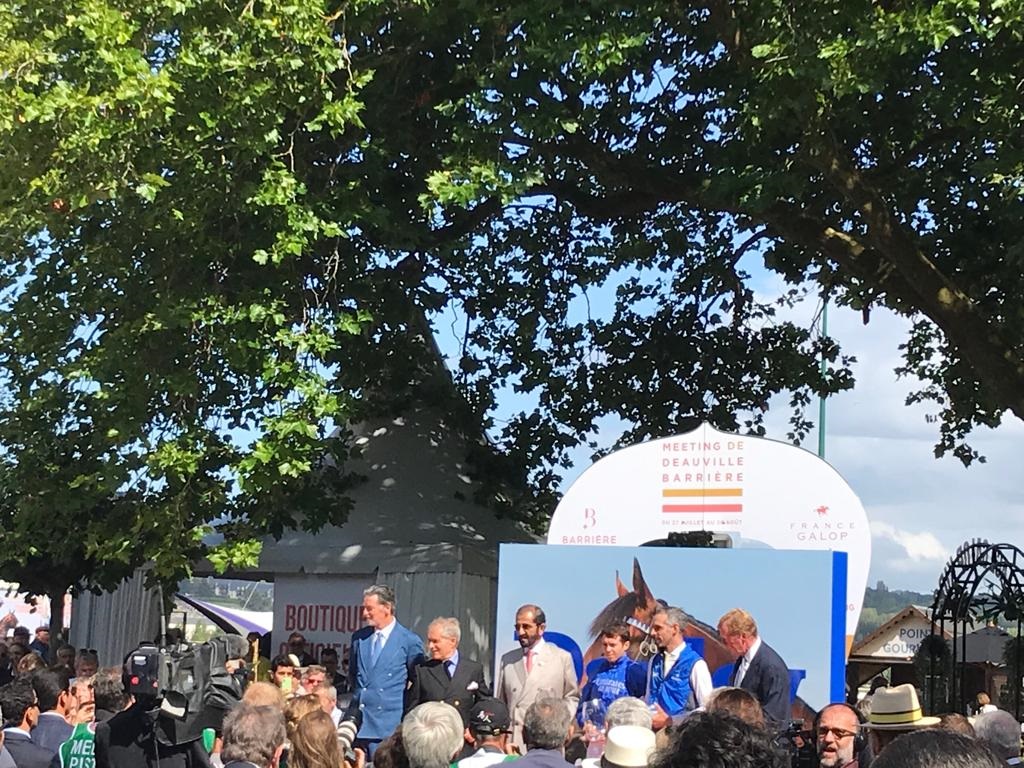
350, 584, 424, 756
405, 617, 491, 725
718, 608, 792, 726
0, 679, 53, 768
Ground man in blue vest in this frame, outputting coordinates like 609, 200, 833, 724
646, 607, 712, 730
576, 622, 646, 730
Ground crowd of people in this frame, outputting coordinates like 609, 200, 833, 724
0, 585, 1021, 768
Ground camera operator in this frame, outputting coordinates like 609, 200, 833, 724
775, 720, 817, 768
93, 645, 212, 768
190, 635, 250, 747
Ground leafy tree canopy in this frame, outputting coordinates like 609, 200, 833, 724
1, 0, 1021, 591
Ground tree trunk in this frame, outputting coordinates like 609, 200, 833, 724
47, 586, 68, 664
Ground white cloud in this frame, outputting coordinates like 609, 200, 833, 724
870, 521, 949, 565
752, 298, 1022, 592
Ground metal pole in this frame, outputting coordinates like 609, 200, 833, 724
1016, 618, 1022, 721
951, 620, 959, 711
960, 620, 968, 714
818, 298, 829, 459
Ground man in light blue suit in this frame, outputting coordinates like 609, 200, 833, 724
350, 584, 424, 757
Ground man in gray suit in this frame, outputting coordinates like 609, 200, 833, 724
497, 605, 578, 753
29, 668, 73, 753
718, 608, 791, 727
219, 703, 287, 768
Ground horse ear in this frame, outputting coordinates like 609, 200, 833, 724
615, 571, 628, 597
633, 558, 656, 606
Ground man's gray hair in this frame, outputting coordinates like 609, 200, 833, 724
319, 684, 338, 704
403, 702, 465, 768
430, 617, 461, 644
524, 697, 572, 750
974, 710, 1021, 760
302, 664, 326, 679
221, 704, 286, 767
364, 584, 397, 610
606, 697, 653, 730
656, 606, 687, 631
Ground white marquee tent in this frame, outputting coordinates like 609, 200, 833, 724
72, 408, 538, 669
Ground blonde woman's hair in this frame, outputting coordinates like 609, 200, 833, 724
285, 694, 322, 741
289, 710, 345, 768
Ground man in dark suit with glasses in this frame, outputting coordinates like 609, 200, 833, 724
0, 679, 52, 768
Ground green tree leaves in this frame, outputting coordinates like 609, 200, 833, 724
0, 0, 371, 593
1, 0, 1021, 601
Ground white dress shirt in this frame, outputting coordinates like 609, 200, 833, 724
524, 637, 546, 671
375, 617, 397, 645
734, 635, 762, 687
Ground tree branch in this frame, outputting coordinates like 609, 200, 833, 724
769, 178, 1024, 423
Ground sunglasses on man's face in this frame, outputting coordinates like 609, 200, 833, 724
817, 727, 858, 741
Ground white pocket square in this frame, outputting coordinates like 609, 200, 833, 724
466, 681, 479, 691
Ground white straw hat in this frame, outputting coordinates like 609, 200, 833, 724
600, 725, 657, 768
864, 684, 941, 730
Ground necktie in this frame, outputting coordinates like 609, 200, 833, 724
445, 660, 454, 679
735, 657, 748, 686
371, 631, 384, 666
525, 649, 533, 674
663, 651, 676, 676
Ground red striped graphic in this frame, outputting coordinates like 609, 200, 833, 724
662, 503, 743, 513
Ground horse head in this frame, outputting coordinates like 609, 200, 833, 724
582, 559, 660, 679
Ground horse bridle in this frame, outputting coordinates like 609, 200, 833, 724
624, 616, 660, 657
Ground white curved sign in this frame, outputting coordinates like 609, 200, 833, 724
548, 424, 871, 651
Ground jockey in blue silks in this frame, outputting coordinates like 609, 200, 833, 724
577, 622, 648, 727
